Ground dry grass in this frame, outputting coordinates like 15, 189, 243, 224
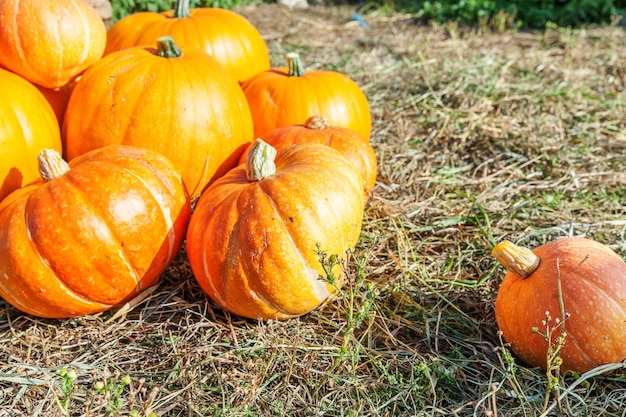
2, 4, 626, 416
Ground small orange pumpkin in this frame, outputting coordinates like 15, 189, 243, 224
493, 237, 626, 373
0, 145, 191, 318
63, 36, 254, 199
104, 0, 270, 83
240, 115, 377, 197
240, 52, 372, 141
0, 68, 61, 202
0, 0, 106, 88
186, 140, 365, 320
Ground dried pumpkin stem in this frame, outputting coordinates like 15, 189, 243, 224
246, 139, 278, 181
172, 0, 190, 18
38, 149, 70, 182
492, 240, 540, 279
156, 36, 182, 58
305, 115, 330, 130
286, 52, 306, 77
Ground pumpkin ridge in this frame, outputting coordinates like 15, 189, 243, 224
33, 169, 142, 296
21, 203, 112, 309
256, 176, 331, 305
120, 166, 177, 262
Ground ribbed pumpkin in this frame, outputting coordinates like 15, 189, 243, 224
493, 237, 626, 373
104, 0, 269, 83
0, 145, 191, 318
0, 68, 61, 202
0, 0, 106, 89
186, 140, 365, 320
240, 115, 377, 197
240, 52, 372, 141
63, 36, 254, 200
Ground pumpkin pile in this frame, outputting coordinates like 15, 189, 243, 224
0, 0, 375, 320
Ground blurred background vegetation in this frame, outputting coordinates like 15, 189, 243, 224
111, 0, 626, 29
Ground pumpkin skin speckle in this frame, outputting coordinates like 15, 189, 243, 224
494, 237, 626, 373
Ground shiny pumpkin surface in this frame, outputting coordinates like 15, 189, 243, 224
63, 38, 254, 199
0, 0, 106, 88
240, 53, 372, 141
495, 237, 626, 373
186, 142, 365, 320
0, 145, 191, 318
105, 2, 270, 83
240, 116, 377, 197
0, 68, 61, 202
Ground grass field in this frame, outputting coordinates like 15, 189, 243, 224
1, 3, 626, 416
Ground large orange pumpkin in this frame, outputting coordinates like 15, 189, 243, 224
0, 145, 191, 318
0, 0, 106, 89
186, 140, 365, 320
240, 115, 377, 197
493, 237, 626, 373
0, 68, 61, 202
240, 52, 372, 141
63, 36, 254, 199
104, 0, 269, 83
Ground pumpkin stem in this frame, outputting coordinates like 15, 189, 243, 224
156, 36, 182, 58
172, 0, 190, 18
492, 240, 541, 279
38, 149, 70, 182
246, 139, 278, 181
286, 52, 306, 77
305, 115, 330, 130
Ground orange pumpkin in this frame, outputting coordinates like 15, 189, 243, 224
240, 115, 377, 197
186, 140, 365, 320
493, 237, 626, 373
0, 68, 61, 202
0, 145, 191, 318
63, 36, 254, 199
240, 52, 372, 141
104, 0, 270, 83
0, 0, 106, 89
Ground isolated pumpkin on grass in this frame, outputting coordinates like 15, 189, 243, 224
0, 68, 61, 202
0, 0, 106, 88
241, 52, 372, 141
493, 237, 626, 373
104, 0, 270, 83
63, 36, 254, 200
186, 140, 365, 320
0, 145, 191, 318
240, 115, 377, 197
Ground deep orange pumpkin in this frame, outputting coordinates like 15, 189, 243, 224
63, 36, 254, 199
493, 238, 626, 373
240, 52, 372, 141
0, 145, 191, 318
186, 140, 365, 320
240, 115, 377, 197
36, 81, 76, 126
104, 0, 270, 83
0, 0, 106, 89
0, 68, 61, 202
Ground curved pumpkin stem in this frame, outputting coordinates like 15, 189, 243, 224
492, 240, 540, 279
38, 149, 70, 182
286, 52, 306, 77
172, 0, 191, 18
246, 139, 277, 181
305, 115, 330, 130
156, 36, 182, 58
